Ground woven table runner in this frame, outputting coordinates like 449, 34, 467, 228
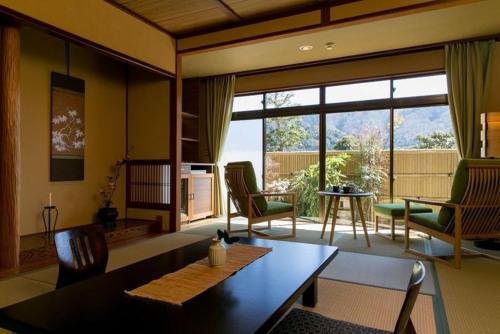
125, 243, 272, 305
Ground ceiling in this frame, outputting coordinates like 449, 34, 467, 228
111, 0, 320, 35
181, 0, 500, 77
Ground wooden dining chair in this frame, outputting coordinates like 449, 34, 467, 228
271, 261, 425, 334
54, 225, 109, 289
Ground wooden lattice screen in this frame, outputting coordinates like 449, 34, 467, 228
126, 160, 171, 210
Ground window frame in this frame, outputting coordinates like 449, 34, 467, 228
228, 70, 450, 221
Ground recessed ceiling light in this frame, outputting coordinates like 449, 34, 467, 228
299, 45, 313, 51
325, 42, 336, 50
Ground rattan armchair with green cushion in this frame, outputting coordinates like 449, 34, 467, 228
404, 159, 500, 268
224, 161, 296, 238
374, 203, 433, 240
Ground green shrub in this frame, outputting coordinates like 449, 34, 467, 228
290, 154, 350, 217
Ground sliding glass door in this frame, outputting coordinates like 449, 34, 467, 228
223, 72, 453, 222
220, 119, 263, 211
393, 106, 458, 204
265, 114, 320, 221
325, 109, 390, 220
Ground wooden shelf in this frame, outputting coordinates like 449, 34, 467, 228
182, 78, 205, 162
182, 137, 199, 143
182, 112, 199, 119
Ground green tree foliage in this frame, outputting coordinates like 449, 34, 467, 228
290, 154, 349, 217
416, 131, 455, 149
355, 129, 388, 202
265, 91, 296, 108
266, 117, 310, 151
333, 135, 359, 150
265, 92, 310, 151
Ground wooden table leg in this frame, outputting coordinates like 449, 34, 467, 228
356, 197, 371, 247
320, 196, 333, 239
302, 277, 318, 307
349, 197, 356, 239
328, 197, 340, 246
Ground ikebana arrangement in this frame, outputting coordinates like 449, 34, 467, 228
208, 230, 240, 267
216, 229, 240, 244
97, 147, 133, 227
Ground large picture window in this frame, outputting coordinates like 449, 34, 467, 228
224, 73, 456, 222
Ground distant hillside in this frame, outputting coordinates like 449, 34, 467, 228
266, 106, 453, 151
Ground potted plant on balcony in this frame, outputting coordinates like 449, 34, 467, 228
97, 149, 132, 227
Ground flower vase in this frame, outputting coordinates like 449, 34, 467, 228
97, 207, 118, 228
208, 239, 226, 266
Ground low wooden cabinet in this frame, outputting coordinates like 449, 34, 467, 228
181, 173, 214, 223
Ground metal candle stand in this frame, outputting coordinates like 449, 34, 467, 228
42, 205, 59, 239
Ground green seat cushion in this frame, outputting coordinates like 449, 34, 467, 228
374, 203, 432, 217
410, 213, 446, 232
226, 161, 267, 213
263, 201, 293, 216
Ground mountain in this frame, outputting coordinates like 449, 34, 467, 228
266, 105, 453, 151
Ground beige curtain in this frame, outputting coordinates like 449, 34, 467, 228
205, 75, 235, 216
445, 40, 494, 158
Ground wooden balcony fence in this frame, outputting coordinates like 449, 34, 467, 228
266, 149, 459, 202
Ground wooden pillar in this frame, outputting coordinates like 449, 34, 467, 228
169, 54, 182, 232
0, 25, 21, 269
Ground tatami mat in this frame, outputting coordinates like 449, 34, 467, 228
319, 251, 436, 295
21, 232, 208, 286
181, 218, 457, 260
0, 277, 53, 309
436, 257, 500, 334
302, 279, 436, 334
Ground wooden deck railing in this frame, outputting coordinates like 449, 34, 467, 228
266, 149, 459, 201
126, 160, 171, 210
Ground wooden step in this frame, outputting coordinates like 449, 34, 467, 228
1, 219, 164, 278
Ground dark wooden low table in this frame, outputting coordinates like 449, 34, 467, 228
0, 238, 337, 334
319, 191, 373, 247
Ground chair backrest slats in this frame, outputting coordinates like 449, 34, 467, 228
445, 162, 500, 237
393, 261, 426, 334
460, 165, 500, 236
55, 225, 108, 289
225, 165, 262, 217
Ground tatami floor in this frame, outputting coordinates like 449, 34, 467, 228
1, 218, 499, 334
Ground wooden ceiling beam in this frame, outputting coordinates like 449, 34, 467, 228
178, 0, 360, 38
211, 0, 243, 22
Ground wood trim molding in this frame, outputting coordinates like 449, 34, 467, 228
177, 0, 474, 54
125, 66, 129, 220
0, 25, 21, 269
178, 0, 360, 38
233, 45, 444, 79
235, 69, 446, 95
128, 159, 171, 165
320, 3, 331, 25
169, 53, 182, 232
231, 94, 448, 121
0, 4, 175, 79
211, 0, 243, 22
